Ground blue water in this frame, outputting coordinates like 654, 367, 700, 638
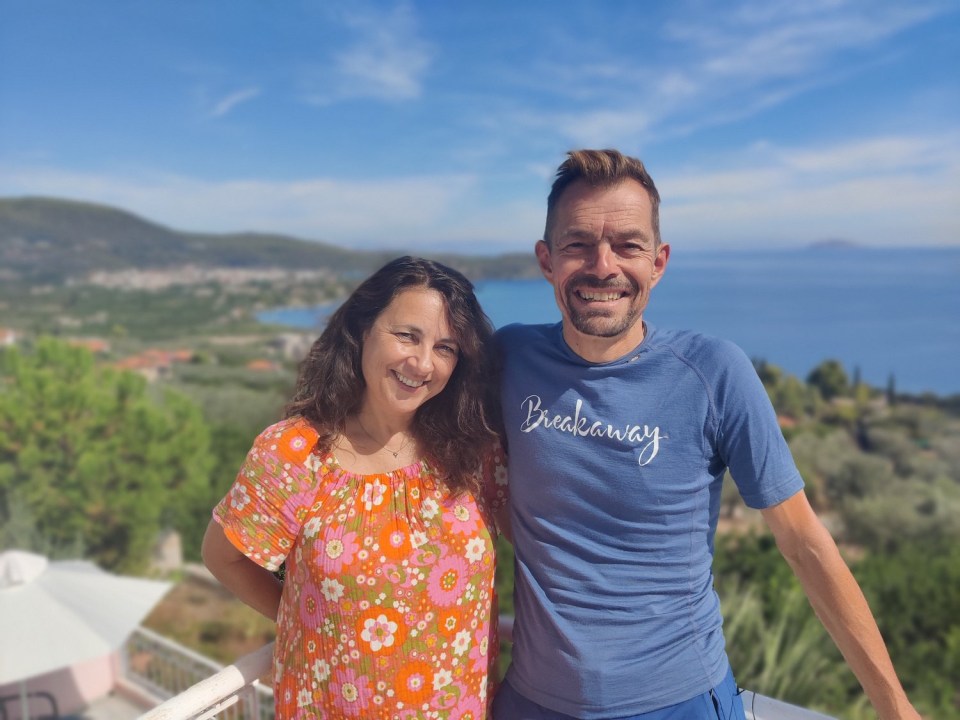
258, 247, 960, 396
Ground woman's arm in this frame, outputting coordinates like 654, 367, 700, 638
201, 519, 283, 622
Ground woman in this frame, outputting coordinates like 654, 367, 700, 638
202, 256, 508, 719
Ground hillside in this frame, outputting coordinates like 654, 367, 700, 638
0, 196, 539, 283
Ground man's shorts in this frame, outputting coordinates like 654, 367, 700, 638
492, 666, 746, 720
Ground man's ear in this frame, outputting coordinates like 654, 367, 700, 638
650, 242, 671, 287
535, 240, 553, 281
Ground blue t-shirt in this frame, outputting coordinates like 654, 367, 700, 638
498, 322, 804, 718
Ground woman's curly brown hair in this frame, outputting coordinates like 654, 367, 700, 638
284, 256, 501, 495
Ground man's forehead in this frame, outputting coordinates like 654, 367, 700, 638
559, 223, 652, 241
556, 200, 655, 239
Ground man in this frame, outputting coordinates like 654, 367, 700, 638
493, 149, 919, 720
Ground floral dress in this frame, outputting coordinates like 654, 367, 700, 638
214, 417, 508, 720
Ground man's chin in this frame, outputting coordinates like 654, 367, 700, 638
570, 314, 635, 338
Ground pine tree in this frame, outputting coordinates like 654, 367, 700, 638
0, 338, 213, 571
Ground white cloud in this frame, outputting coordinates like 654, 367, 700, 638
659, 133, 960, 247
210, 87, 261, 118
2, 129, 956, 254
506, 1, 952, 149
0, 166, 530, 250
775, 136, 951, 174
555, 108, 654, 148
672, 0, 943, 82
302, 3, 432, 105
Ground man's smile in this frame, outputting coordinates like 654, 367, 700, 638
575, 289, 628, 302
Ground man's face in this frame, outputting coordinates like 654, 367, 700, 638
536, 178, 669, 362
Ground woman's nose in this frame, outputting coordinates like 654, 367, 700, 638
410, 346, 433, 373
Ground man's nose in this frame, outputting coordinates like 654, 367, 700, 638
587, 242, 618, 277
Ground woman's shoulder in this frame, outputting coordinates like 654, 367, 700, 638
251, 416, 322, 466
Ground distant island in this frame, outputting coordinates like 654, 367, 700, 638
806, 238, 863, 250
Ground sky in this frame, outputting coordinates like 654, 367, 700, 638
1, 0, 958, 254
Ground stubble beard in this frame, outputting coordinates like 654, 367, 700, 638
563, 277, 644, 339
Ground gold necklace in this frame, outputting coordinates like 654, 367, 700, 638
355, 416, 411, 459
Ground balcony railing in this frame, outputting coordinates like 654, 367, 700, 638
125, 627, 272, 720
132, 621, 835, 720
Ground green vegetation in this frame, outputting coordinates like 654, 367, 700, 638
1, 197, 956, 718
0, 196, 539, 287
715, 532, 960, 719
0, 338, 213, 572
710, 358, 960, 718
1, 339, 958, 716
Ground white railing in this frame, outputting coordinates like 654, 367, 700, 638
132, 621, 835, 720
742, 691, 835, 720
126, 627, 273, 720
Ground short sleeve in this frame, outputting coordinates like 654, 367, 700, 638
213, 418, 322, 571
713, 342, 804, 509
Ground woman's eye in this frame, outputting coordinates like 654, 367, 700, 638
437, 345, 458, 357
395, 332, 415, 341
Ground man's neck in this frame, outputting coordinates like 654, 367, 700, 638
562, 321, 647, 364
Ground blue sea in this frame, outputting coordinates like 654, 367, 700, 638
258, 247, 960, 396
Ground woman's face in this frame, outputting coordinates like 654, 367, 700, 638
360, 287, 460, 423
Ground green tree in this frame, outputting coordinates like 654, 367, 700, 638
807, 359, 850, 401
772, 375, 811, 422
753, 358, 783, 390
0, 337, 213, 571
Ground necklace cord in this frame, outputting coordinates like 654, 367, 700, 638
355, 415, 411, 459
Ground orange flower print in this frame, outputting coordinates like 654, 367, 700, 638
437, 609, 459, 637
212, 418, 505, 720
394, 660, 433, 705
378, 521, 411, 561
280, 429, 315, 464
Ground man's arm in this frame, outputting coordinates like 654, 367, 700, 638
201, 519, 283, 622
761, 491, 921, 720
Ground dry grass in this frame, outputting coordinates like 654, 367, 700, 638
143, 573, 276, 668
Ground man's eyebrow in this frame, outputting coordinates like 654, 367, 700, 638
560, 227, 653, 242
558, 228, 597, 241
615, 229, 654, 243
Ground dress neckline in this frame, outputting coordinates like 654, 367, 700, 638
324, 452, 430, 481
